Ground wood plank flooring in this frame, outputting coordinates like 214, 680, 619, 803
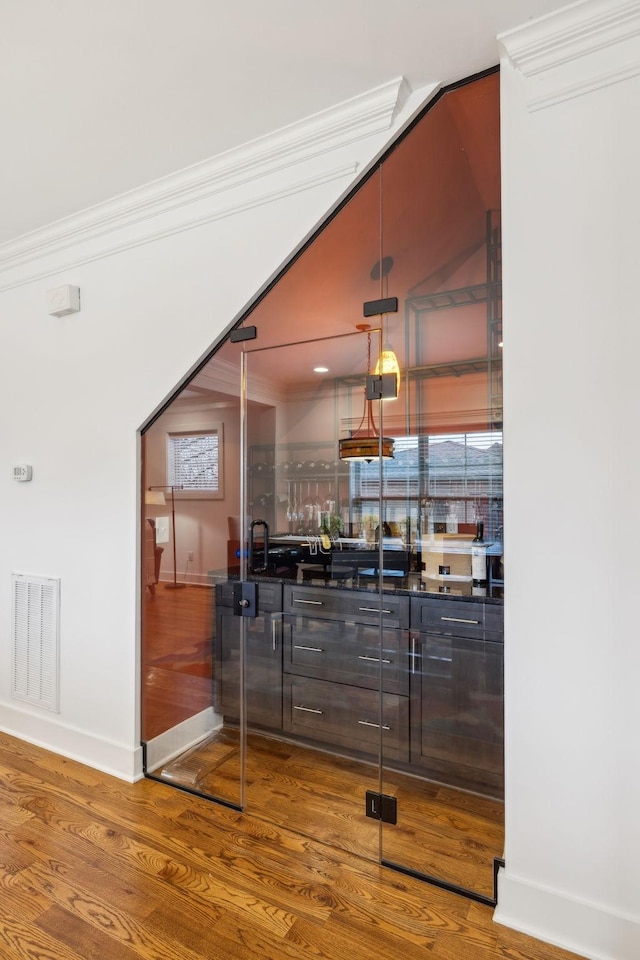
0, 731, 587, 960
142, 583, 214, 741
154, 728, 504, 900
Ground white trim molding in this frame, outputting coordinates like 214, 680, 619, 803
495, 869, 640, 960
499, 0, 640, 110
0, 702, 143, 781
0, 77, 412, 289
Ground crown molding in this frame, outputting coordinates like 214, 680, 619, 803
0, 161, 358, 293
499, 0, 640, 110
0, 77, 410, 285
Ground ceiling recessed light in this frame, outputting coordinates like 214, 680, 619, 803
313, 366, 329, 373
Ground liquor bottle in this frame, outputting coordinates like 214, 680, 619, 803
471, 521, 487, 584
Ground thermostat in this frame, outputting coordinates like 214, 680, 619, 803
13, 465, 33, 482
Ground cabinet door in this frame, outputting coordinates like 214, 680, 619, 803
411, 633, 503, 796
216, 610, 282, 730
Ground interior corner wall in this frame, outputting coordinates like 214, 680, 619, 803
0, 86, 431, 782
497, 7, 640, 959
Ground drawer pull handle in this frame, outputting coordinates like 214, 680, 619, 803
294, 705, 323, 715
358, 720, 391, 731
358, 606, 393, 614
294, 645, 324, 653
358, 655, 391, 664
294, 599, 323, 606
440, 616, 480, 625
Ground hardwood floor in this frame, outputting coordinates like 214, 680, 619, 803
142, 583, 214, 741
0, 731, 587, 960
153, 728, 504, 901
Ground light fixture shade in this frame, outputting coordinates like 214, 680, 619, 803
374, 346, 400, 396
145, 489, 166, 506
338, 436, 394, 462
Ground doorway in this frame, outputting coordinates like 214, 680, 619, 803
141, 68, 504, 904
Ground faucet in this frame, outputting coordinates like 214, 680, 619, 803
249, 518, 269, 574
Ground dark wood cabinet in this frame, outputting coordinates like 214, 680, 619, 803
215, 581, 283, 731
281, 584, 410, 761
409, 596, 504, 797
214, 580, 503, 796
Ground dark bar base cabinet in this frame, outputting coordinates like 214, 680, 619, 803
215, 582, 503, 797
410, 597, 504, 796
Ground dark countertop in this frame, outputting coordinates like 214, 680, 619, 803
243, 571, 504, 605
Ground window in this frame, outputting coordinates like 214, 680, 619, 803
167, 427, 223, 498
352, 431, 503, 538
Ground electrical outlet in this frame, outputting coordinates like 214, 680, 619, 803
187, 551, 194, 562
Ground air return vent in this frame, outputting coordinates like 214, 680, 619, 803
12, 574, 60, 712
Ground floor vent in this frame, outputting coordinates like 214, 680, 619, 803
12, 573, 60, 713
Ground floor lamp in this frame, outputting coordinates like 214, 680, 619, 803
145, 485, 186, 590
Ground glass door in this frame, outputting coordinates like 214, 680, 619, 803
239, 327, 388, 861
140, 331, 245, 812
141, 70, 504, 901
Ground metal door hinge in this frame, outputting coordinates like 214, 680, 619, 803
365, 790, 397, 824
366, 372, 398, 400
230, 325, 257, 342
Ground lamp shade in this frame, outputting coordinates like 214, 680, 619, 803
374, 346, 400, 397
145, 489, 166, 506
338, 436, 395, 462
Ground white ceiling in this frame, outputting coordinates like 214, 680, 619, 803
0, 0, 566, 248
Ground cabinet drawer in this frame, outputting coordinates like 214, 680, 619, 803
283, 676, 409, 762
410, 596, 502, 641
284, 584, 409, 629
283, 616, 408, 695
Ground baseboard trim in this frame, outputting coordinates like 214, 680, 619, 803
495, 869, 640, 960
143, 707, 222, 772
0, 703, 142, 782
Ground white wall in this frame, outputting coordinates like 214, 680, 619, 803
497, 2, 640, 958
0, 78, 432, 780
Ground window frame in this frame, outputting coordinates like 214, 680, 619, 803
166, 423, 224, 501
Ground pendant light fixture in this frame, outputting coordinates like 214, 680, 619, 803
338, 325, 395, 463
